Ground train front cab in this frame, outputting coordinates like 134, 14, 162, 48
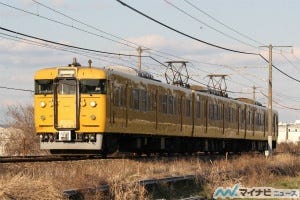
34, 65, 107, 153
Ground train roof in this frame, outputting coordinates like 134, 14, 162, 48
104, 65, 158, 81
104, 66, 273, 111
34, 65, 106, 79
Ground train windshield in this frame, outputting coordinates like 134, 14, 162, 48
57, 79, 76, 95
80, 79, 106, 94
35, 79, 53, 94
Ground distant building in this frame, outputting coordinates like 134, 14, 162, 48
278, 120, 300, 144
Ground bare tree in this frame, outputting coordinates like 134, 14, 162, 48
3, 104, 47, 155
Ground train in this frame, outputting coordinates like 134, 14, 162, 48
34, 58, 278, 155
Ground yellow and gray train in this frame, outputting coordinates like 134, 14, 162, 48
34, 59, 278, 154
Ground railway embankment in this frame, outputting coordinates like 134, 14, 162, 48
0, 153, 299, 199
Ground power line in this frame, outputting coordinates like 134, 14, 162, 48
0, 2, 298, 106
1, 25, 299, 100
31, 0, 188, 65
0, 26, 293, 101
4, 0, 300, 86
279, 53, 300, 74
183, 0, 264, 46
0, 1, 137, 49
116, 0, 259, 56
0, 0, 273, 79
164, 0, 258, 49
0, 28, 238, 93
0, 26, 139, 57
29, 0, 214, 67
0, 86, 33, 93
0, 31, 141, 70
116, 0, 300, 84
2, 1, 211, 68
260, 91, 300, 111
31, 0, 139, 49
259, 54, 300, 83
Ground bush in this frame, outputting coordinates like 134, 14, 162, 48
3, 104, 47, 155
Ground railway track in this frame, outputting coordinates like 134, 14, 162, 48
0, 152, 237, 164
63, 174, 204, 200
1, 151, 298, 164
0, 155, 104, 163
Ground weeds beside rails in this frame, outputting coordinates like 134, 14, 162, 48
0, 153, 299, 199
63, 175, 197, 200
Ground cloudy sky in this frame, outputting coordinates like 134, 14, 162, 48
0, 0, 300, 122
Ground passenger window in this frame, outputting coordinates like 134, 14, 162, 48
186, 99, 191, 117
131, 89, 140, 110
226, 107, 234, 122
140, 90, 147, 112
80, 79, 106, 94
209, 104, 214, 120
113, 88, 120, 106
168, 96, 174, 114
162, 94, 168, 114
57, 79, 76, 95
196, 101, 200, 118
35, 79, 53, 94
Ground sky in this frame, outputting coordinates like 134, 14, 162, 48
0, 0, 300, 123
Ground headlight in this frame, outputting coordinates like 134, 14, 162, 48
90, 134, 96, 141
90, 101, 97, 107
40, 101, 46, 108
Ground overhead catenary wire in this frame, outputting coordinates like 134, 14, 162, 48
0, 31, 142, 72
183, 0, 265, 46
259, 54, 300, 83
1, 1, 300, 120
2, 0, 218, 69
260, 91, 300, 111
0, 86, 33, 93
1, 2, 299, 102
116, 0, 259, 56
24, 0, 205, 66
0, 26, 208, 89
279, 53, 300, 74
0, 30, 247, 94
6, 0, 297, 85
0, 1, 138, 50
0, 26, 293, 99
30, 0, 269, 72
116, 0, 300, 84
164, 0, 258, 49
0, 26, 139, 57
31, 0, 139, 49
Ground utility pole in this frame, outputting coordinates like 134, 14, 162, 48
137, 46, 149, 71
260, 44, 292, 157
267, 44, 273, 157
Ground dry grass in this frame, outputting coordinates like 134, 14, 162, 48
276, 142, 300, 153
0, 154, 299, 199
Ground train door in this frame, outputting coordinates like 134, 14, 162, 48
54, 78, 79, 132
